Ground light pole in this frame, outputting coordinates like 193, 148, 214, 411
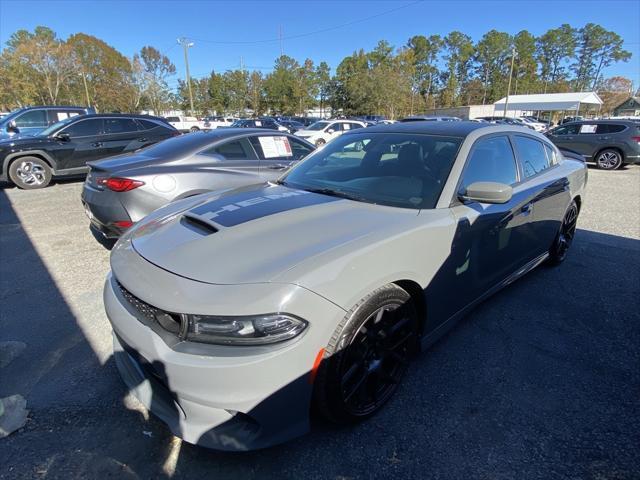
503, 46, 517, 118
177, 37, 195, 116
80, 71, 91, 109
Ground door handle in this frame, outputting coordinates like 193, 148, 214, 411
91, 142, 103, 147
267, 164, 287, 170
137, 138, 148, 142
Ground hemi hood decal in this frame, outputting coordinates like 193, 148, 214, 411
187, 185, 341, 227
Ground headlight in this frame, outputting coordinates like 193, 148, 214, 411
185, 313, 307, 345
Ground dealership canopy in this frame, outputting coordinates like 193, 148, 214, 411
494, 92, 603, 112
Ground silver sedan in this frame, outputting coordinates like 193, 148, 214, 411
81, 129, 314, 242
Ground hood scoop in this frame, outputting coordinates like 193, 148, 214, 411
180, 212, 219, 235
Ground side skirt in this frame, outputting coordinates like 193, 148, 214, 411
420, 251, 550, 351
52, 166, 90, 177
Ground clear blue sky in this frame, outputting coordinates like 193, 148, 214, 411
1, 0, 639, 91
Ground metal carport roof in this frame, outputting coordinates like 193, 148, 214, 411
494, 92, 603, 111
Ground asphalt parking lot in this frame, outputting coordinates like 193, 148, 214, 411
1, 166, 639, 479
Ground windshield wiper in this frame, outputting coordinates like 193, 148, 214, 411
301, 187, 367, 202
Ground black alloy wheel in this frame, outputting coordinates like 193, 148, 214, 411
549, 200, 579, 265
314, 284, 419, 423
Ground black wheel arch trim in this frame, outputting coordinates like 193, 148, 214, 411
3, 150, 58, 178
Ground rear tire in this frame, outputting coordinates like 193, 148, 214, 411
313, 284, 419, 424
549, 200, 579, 265
595, 149, 622, 170
315, 138, 326, 147
8, 156, 52, 189
190, 126, 200, 133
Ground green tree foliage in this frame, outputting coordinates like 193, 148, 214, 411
0, 24, 633, 117
440, 31, 474, 107
138, 46, 176, 115
406, 34, 443, 112
66, 33, 135, 112
573, 23, 631, 91
537, 24, 577, 92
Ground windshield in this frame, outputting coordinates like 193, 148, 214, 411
306, 121, 330, 131
281, 132, 462, 209
39, 116, 76, 136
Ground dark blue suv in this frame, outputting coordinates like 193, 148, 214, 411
0, 106, 95, 140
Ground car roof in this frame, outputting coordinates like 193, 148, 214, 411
352, 120, 487, 137
565, 119, 639, 125
19, 105, 88, 110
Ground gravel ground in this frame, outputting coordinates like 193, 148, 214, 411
0, 166, 639, 479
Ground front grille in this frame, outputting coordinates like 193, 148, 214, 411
116, 280, 183, 335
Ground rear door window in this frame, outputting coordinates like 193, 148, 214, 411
104, 118, 139, 134
513, 135, 551, 178
203, 138, 254, 160
578, 124, 597, 134
136, 119, 159, 130
461, 136, 518, 187
249, 135, 313, 161
14, 110, 48, 128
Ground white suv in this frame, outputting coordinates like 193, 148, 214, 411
294, 120, 366, 146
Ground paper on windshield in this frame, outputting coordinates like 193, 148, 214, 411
258, 136, 292, 158
57, 112, 69, 121
580, 124, 597, 134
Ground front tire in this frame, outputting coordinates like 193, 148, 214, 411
315, 138, 326, 147
549, 200, 579, 265
595, 149, 623, 170
190, 126, 200, 133
314, 284, 419, 424
8, 156, 52, 189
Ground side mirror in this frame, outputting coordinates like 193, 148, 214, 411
460, 181, 513, 204
326, 128, 335, 134
7, 120, 18, 133
55, 132, 70, 142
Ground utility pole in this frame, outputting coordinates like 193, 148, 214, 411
177, 37, 195, 116
503, 46, 516, 118
80, 71, 91, 109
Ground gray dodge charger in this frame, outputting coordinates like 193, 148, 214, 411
104, 122, 587, 451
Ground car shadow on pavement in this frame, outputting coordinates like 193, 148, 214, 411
0, 188, 174, 479
1, 180, 639, 480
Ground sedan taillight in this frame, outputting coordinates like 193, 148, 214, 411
97, 177, 145, 192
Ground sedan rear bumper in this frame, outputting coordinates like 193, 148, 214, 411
81, 182, 131, 239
